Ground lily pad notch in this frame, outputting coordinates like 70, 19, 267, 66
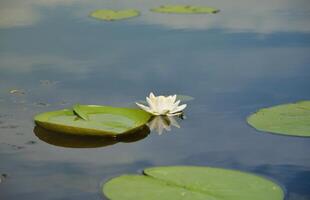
151, 5, 220, 14
90, 9, 140, 21
247, 101, 310, 137
103, 166, 284, 200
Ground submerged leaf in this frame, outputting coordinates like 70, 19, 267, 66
247, 101, 310, 137
151, 5, 220, 14
103, 166, 284, 200
90, 9, 140, 21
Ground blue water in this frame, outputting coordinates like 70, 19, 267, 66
0, 0, 310, 199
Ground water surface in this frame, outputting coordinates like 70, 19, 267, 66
0, 0, 310, 199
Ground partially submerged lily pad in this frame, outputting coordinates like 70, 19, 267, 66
34, 105, 151, 136
103, 166, 284, 200
247, 101, 310, 137
151, 5, 220, 14
90, 9, 140, 21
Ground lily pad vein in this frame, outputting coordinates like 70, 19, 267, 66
144, 173, 222, 199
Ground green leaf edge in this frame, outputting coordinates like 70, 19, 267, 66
247, 100, 310, 137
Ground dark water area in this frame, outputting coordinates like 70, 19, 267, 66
0, 0, 310, 199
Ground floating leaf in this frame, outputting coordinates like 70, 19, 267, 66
90, 9, 140, 21
34, 125, 150, 148
247, 101, 310, 137
103, 166, 284, 200
151, 5, 220, 14
34, 105, 151, 136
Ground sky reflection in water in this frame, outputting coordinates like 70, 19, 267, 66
0, 0, 310, 200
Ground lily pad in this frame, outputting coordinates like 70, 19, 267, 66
34, 105, 151, 136
150, 5, 220, 14
34, 125, 150, 148
247, 101, 310, 137
103, 166, 284, 200
90, 9, 140, 21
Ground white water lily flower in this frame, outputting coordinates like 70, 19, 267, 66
148, 116, 180, 135
136, 92, 187, 116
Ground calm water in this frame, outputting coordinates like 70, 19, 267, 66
1, 0, 310, 199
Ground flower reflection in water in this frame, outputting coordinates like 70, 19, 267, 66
147, 115, 181, 135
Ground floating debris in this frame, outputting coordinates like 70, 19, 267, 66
59, 100, 68, 105
0, 173, 8, 183
0, 125, 19, 129
26, 140, 37, 145
40, 80, 60, 86
0, 142, 25, 150
9, 89, 25, 95
33, 102, 50, 107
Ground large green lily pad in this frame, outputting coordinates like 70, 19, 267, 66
247, 101, 310, 137
34, 105, 151, 136
150, 5, 220, 14
90, 9, 140, 21
103, 166, 284, 200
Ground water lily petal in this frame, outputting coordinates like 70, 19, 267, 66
137, 93, 187, 116
171, 95, 177, 103
136, 102, 152, 113
167, 112, 182, 116
146, 97, 155, 111
170, 104, 187, 114
149, 92, 156, 99
170, 100, 181, 111
173, 100, 181, 107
